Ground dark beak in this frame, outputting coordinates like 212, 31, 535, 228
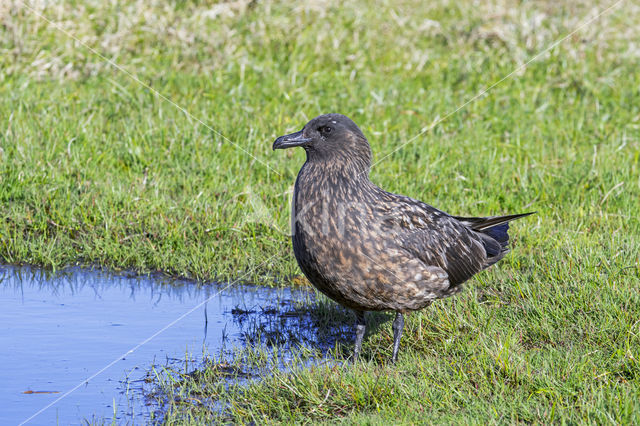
273, 130, 312, 150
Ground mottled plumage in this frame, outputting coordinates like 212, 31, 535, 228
273, 113, 533, 362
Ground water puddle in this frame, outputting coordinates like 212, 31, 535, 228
0, 266, 351, 425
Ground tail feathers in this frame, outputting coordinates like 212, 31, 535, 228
454, 212, 535, 232
454, 212, 535, 260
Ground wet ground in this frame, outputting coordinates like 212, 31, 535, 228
0, 265, 352, 425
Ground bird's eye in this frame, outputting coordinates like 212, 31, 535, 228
319, 126, 332, 134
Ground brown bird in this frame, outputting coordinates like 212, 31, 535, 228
273, 113, 533, 363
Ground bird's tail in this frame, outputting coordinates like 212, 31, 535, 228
454, 212, 535, 261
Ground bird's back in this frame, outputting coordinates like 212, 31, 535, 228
369, 189, 492, 286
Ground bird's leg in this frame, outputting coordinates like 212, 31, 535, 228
391, 312, 404, 363
353, 310, 366, 362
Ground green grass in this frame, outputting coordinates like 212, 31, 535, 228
2, 0, 640, 423
148, 271, 640, 424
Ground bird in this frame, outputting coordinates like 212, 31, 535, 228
273, 113, 533, 363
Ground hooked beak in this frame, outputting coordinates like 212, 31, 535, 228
273, 130, 312, 150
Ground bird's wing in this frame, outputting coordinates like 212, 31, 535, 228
378, 195, 488, 286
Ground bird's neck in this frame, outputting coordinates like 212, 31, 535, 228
296, 157, 376, 202
305, 149, 371, 177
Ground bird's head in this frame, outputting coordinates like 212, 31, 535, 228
273, 114, 372, 170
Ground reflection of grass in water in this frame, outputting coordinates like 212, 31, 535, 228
0, 265, 213, 302
232, 292, 353, 352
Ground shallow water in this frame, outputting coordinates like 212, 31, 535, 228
0, 266, 323, 425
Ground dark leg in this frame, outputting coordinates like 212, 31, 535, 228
353, 310, 366, 361
391, 312, 404, 363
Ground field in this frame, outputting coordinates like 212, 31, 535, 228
1, 0, 639, 423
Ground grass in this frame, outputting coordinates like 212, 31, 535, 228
2, 0, 639, 423
148, 270, 640, 424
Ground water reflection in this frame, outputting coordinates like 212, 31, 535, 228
0, 265, 351, 425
